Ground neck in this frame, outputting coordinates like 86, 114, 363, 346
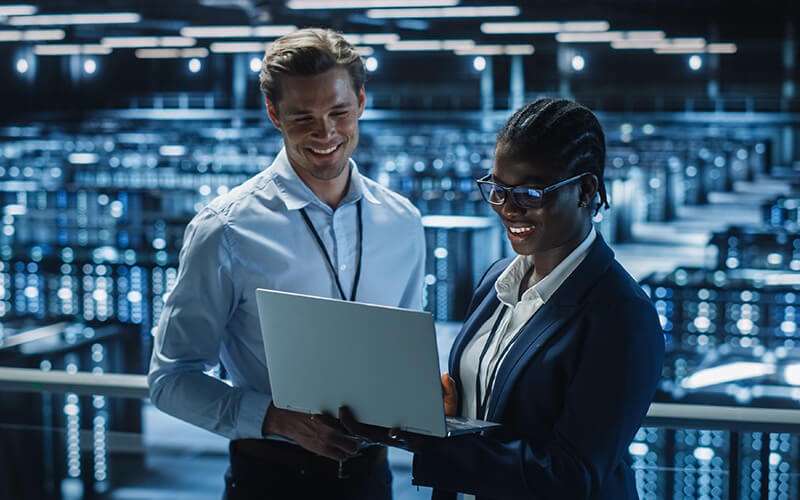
297, 165, 351, 210
530, 224, 591, 281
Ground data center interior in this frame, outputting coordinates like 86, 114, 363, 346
1, 1, 799, 499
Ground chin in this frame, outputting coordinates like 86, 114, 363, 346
311, 162, 347, 181
508, 240, 536, 256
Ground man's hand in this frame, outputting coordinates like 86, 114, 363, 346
442, 372, 458, 417
338, 405, 428, 453
261, 403, 363, 461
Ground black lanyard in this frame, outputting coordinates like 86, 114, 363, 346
299, 200, 363, 302
475, 305, 519, 419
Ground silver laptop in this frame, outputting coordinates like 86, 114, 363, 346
255, 288, 499, 437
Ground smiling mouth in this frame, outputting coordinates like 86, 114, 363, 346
308, 144, 341, 155
508, 226, 534, 234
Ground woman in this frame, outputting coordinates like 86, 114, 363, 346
345, 97, 665, 499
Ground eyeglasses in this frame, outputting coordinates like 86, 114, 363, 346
476, 172, 590, 209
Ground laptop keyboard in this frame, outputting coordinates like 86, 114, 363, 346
446, 416, 483, 431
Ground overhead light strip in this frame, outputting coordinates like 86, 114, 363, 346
101, 36, 197, 48
288, 0, 459, 9
341, 33, 400, 45
209, 41, 269, 53
706, 43, 737, 54
366, 6, 519, 18
180, 25, 296, 38
0, 29, 65, 41
385, 39, 474, 51
0, 5, 37, 16
455, 44, 534, 55
482, 21, 609, 34
555, 32, 624, 43
613, 36, 705, 50
355, 46, 374, 56
9, 12, 141, 26
135, 48, 209, 59
34, 44, 113, 55
654, 42, 738, 55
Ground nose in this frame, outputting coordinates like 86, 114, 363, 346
495, 195, 526, 218
312, 116, 335, 138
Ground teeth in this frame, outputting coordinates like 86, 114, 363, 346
509, 226, 534, 234
310, 145, 338, 155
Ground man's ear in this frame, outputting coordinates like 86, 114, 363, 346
266, 98, 281, 130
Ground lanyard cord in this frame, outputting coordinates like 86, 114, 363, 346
299, 200, 363, 302
475, 305, 509, 419
475, 303, 535, 419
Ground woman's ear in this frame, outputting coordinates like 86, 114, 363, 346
579, 173, 599, 207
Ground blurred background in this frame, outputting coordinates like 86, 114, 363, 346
0, 1, 799, 499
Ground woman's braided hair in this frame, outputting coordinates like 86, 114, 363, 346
496, 97, 609, 213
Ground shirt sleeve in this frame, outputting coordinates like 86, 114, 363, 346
398, 215, 426, 311
147, 208, 271, 440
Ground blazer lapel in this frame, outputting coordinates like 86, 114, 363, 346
485, 235, 615, 421
448, 288, 500, 412
485, 301, 576, 421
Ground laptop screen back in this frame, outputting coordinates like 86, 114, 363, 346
256, 288, 448, 437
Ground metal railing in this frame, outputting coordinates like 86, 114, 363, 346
3, 367, 800, 433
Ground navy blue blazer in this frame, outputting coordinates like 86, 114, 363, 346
413, 235, 665, 499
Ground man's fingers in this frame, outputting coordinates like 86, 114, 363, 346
339, 405, 391, 444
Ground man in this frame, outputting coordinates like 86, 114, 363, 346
148, 28, 425, 499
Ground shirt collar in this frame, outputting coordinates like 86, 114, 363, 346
494, 227, 597, 306
270, 147, 381, 211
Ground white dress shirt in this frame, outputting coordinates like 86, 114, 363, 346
460, 228, 597, 420
148, 148, 426, 440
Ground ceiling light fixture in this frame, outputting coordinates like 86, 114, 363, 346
34, 44, 112, 55
209, 42, 270, 53
555, 32, 624, 43
0, 29, 66, 42
482, 21, 608, 34
341, 33, 400, 45
356, 46, 374, 56
366, 6, 519, 19
288, 0, 459, 9
0, 5, 37, 16
454, 44, 534, 55
9, 12, 141, 26
386, 39, 474, 51
101, 36, 197, 48
135, 48, 209, 59
180, 25, 295, 38
705, 43, 737, 54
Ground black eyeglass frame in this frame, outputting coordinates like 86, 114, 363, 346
476, 172, 591, 209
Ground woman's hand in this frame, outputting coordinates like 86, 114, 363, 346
442, 372, 458, 417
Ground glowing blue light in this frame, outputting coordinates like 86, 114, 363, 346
16, 58, 29, 74
83, 58, 97, 75
629, 442, 649, 456
693, 446, 714, 462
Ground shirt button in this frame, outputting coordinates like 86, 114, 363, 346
339, 264, 347, 271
